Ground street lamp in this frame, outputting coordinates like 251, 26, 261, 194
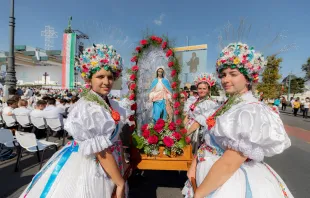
5, 0, 17, 99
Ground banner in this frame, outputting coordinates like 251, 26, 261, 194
62, 33, 76, 89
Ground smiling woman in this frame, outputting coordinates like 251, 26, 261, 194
183, 43, 293, 198
19, 44, 133, 198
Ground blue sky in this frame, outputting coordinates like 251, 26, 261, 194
0, 0, 309, 80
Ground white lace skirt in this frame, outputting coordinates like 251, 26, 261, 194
182, 146, 294, 198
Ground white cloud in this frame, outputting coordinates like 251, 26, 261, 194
153, 13, 165, 26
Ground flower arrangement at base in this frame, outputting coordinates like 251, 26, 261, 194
132, 119, 190, 157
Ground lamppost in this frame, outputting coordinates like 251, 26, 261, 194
5, 0, 17, 98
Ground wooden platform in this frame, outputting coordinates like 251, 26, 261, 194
131, 146, 193, 171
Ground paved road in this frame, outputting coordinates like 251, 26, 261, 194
1, 112, 310, 198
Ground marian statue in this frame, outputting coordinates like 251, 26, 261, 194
149, 67, 173, 122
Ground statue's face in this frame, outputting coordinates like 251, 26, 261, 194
157, 69, 164, 78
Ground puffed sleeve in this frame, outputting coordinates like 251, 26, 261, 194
213, 103, 291, 161
193, 100, 218, 127
184, 97, 196, 113
64, 99, 116, 156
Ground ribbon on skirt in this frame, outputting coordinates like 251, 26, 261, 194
24, 141, 79, 198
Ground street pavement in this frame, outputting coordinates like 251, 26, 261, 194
1, 109, 310, 198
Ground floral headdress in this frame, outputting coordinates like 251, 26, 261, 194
194, 73, 216, 87
216, 42, 267, 83
76, 44, 123, 80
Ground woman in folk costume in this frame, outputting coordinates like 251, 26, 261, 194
20, 44, 133, 198
149, 67, 173, 122
183, 73, 218, 154
182, 43, 293, 198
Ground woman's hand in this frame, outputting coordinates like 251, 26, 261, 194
116, 183, 125, 198
187, 156, 197, 180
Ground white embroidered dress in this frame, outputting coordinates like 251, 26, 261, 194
182, 92, 293, 198
20, 92, 130, 198
184, 98, 218, 153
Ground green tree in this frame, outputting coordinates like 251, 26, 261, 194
290, 77, 305, 97
302, 57, 310, 80
257, 55, 282, 99
210, 82, 221, 96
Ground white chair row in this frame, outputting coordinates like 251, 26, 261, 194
0, 114, 66, 146
0, 129, 58, 172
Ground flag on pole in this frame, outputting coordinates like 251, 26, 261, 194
62, 33, 76, 89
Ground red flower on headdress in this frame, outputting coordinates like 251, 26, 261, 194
131, 65, 139, 72
168, 61, 174, 67
131, 56, 138, 62
140, 39, 148, 45
130, 74, 136, 81
166, 49, 173, 57
171, 70, 177, 77
162, 41, 167, 49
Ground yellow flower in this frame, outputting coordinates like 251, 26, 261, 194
91, 61, 98, 67
217, 60, 221, 66
81, 72, 86, 77
233, 58, 240, 64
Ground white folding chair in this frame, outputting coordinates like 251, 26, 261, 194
14, 131, 58, 171
0, 128, 18, 148
30, 116, 49, 140
15, 115, 32, 131
45, 118, 66, 146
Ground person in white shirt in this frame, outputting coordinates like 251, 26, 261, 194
44, 98, 66, 137
13, 99, 31, 116
56, 99, 67, 111
2, 99, 18, 127
30, 100, 47, 118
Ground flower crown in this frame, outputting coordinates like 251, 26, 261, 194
216, 42, 267, 82
194, 73, 216, 87
76, 44, 123, 80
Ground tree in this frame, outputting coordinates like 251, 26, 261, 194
302, 57, 310, 80
210, 82, 221, 96
290, 77, 305, 97
257, 55, 282, 99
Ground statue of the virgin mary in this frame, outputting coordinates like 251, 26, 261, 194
149, 66, 173, 123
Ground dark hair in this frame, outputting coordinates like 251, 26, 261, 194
37, 100, 47, 106
7, 99, 17, 106
47, 98, 56, 105
71, 96, 79, 104
18, 99, 28, 107
156, 68, 165, 78
60, 99, 66, 104
42, 96, 50, 101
